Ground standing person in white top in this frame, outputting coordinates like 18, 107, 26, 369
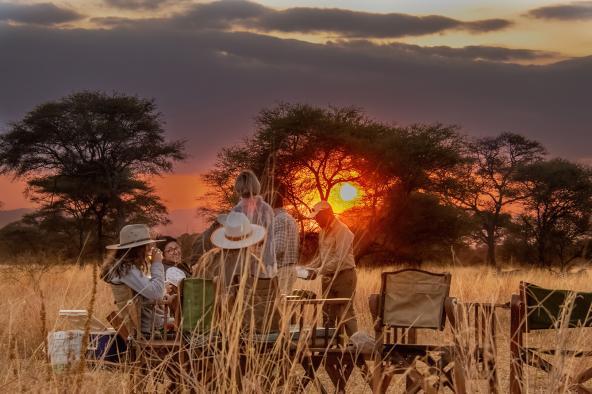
232, 170, 276, 277
272, 183, 299, 295
307, 201, 358, 336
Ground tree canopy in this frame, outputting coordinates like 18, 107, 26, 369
0, 91, 186, 258
512, 159, 592, 268
203, 103, 473, 262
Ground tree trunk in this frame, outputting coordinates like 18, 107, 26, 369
536, 236, 547, 267
486, 231, 497, 269
96, 214, 104, 261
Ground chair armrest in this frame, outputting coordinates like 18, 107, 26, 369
510, 294, 524, 340
286, 297, 351, 305
444, 297, 459, 328
106, 311, 130, 339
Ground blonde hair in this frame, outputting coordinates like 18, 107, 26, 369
234, 170, 261, 198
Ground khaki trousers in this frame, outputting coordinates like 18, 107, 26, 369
321, 268, 358, 336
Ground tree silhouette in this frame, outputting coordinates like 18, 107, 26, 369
514, 159, 592, 269
442, 132, 546, 268
202, 104, 367, 221
0, 91, 185, 258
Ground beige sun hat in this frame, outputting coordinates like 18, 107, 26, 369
210, 212, 266, 250
306, 200, 333, 219
106, 224, 165, 250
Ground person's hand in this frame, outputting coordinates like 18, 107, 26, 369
150, 247, 163, 263
163, 294, 177, 305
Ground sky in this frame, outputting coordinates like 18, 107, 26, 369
1, 0, 591, 217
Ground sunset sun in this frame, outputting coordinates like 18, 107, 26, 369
339, 183, 358, 202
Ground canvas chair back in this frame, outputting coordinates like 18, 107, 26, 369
181, 278, 215, 334
380, 269, 451, 330
522, 282, 592, 331
244, 276, 280, 333
109, 283, 140, 337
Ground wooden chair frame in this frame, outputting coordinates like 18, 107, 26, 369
445, 299, 502, 393
510, 281, 592, 394
371, 268, 461, 394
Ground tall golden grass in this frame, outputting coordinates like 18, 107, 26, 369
1, 261, 591, 393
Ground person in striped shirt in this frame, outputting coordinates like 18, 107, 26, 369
272, 183, 299, 295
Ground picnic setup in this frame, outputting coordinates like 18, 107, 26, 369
37, 170, 592, 394
47, 266, 592, 393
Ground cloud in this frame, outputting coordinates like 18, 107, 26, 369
0, 24, 590, 172
252, 7, 511, 37
0, 2, 83, 26
337, 41, 560, 62
159, 0, 511, 38
90, 16, 145, 27
526, 1, 592, 21
103, 0, 174, 10
173, 0, 269, 29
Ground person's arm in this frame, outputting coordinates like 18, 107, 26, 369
119, 250, 165, 301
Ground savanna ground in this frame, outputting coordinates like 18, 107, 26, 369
1, 261, 591, 393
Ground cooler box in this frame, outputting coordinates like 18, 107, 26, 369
88, 329, 127, 362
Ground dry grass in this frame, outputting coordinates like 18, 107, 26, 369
1, 262, 591, 393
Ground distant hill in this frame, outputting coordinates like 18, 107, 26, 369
0, 208, 34, 229
156, 208, 208, 237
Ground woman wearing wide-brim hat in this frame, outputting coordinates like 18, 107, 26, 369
192, 211, 267, 291
192, 212, 281, 333
101, 224, 166, 336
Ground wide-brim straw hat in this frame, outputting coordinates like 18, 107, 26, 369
106, 224, 165, 250
210, 211, 266, 250
306, 200, 333, 219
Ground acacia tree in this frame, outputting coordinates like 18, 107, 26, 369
202, 104, 369, 223
0, 91, 185, 258
204, 103, 473, 262
349, 123, 470, 260
514, 159, 592, 269
442, 132, 546, 267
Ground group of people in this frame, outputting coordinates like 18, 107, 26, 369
100, 170, 358, 337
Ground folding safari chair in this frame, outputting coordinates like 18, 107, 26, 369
174, 277, 217, 390
370, 269, 462, 394
237, 276, 297, 392
510, 281, 592, 394
107, 278, 216, 391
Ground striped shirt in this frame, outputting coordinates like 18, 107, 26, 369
273, 208, 299, 268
